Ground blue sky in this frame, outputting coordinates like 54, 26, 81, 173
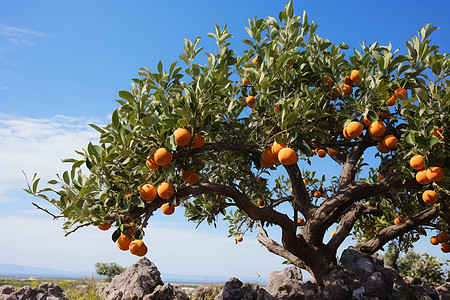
0, 1, 449, 281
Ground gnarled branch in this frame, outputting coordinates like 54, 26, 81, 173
284, 163, 314, 220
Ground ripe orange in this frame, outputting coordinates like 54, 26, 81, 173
430, 236, 439, 245
303, 179, 308, 185
347, 122, 363, 138
410, 155, 425, 170
98, 224, 112, 231
422, 190, 438, 204
140, 184, 157, 201
257, 199, 264, 207
328, 148, 338, 157
342, 84, 353, 95
161, 203, 175, 215
297, 217, 305, 226
181, 170, 200, 184
369, 121, 386, 138
313, 191, 321, 198
146, 156, 159, 170
252, 56, 259, 65
127, 222, 137, 234
387, 166, 394, 173
271, 141, 286, 155
386, 95, 396, 106
157, 182, 175, 200
260, 156, 274, 168
174, 128, 191, 146
117, 234, 132, 251
394, 217, 403, 225
416, 170, 432, 185
153, 148, 173, 166
236, 236, 243, 243
317, 149, 326, 158
289, 187, 293, 194
377, 142, 390, 154
262, 147, 278, 164
362, 117, 372, 126
246, 96, 256, 107
274, 105, 281, 113
426, 167, 444, 182
349, 70, 361, 85
382, 135, 398, 148
379, 109, 390, 119
344, 76, 353, 86
192, 135, 205, 148
323, 75, 333, 89
242, 78, 250, 86
129, 239, 148, 257
394, 88, 408, 100
278, 148, 298, 165
431, 126, 443, 138
377, 175, 384, 182
343, 127, 352, 140
437, 232, 449, 243
330, 230, 336, 237
442, 243, 450, 253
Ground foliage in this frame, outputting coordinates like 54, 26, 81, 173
397, 250, 450, 283
24, 0, 449, 286
94, 262, 126, 281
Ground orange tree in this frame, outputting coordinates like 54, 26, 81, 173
26, 1, 449, 291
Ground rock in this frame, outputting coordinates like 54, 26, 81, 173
143, 283, 189, 300
190, 285, 222, 299
266, 266, 316, 300
214, 277, 274, 300
0, 283, 68, 300
101, 257, 163, 300
411, 277, 423, 285
436, 282, 450, 300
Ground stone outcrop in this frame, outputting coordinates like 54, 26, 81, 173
214, 277, 274, 300
0, 282, 68, 300
143, 283, 189, 300
265, 266, 316, 299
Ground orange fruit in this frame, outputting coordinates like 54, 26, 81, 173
431, 126, 443, 138
274, 105, 281, 113
379, 109, 390, 119
382, 135, 398, 148
271, 141, 286, 155
388, 166, 394, 173
146, 156, 159, 170
377, 175, 384, 182
323, 75, 333, 89
430, 236, 439, 245
117, 234, 132, 251
303, 179, 308, 185
98, 224, 112, 231
350, 70, 361, 85
344, 76, 353, 86
343, 127, 352, 140
126, 222, 137, 234
416, 170, 432, 185
422, 190, 438, 204
236, 236, 243, 243
313, 191, 321, 198
192, 135, 205, 148
140, 184, 157, 201
362, 117, 372, 126
438, 232, 449, 243
297, 217, 305, 226
181, 170, 200, 184
129, 239, 148, 257
369, 121, 386, 138
441, 243, 450, 253
246, 96, 256, 107
242, 78, 250, 86
410, 155, 425, 170
278, 148, 298, 165
330, 230, 336, 237
386, 95, 396, 106
347, 122, 363, 138
161, 203, 175, 215
328, 148, 338, 157
377, 142, 390, 154
153, 148, 173, 166
394, 88, 408, 100
342, 84, 353, 95
260, 156, 274, 168
426, 167, 444, 182
289, 187, 293, 194
262, 147, 278, 164
257, 199, 264, 207
174, 128, 191, 147
252, 56, 258, 65
317, 149, 326, 158
394, 217, 403, 225
157, 182, 175, 200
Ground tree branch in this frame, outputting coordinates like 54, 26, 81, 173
32, 202, 63, 220
337, 141, 373, 188
284, 164, 314, 220
355, 206, 440, 253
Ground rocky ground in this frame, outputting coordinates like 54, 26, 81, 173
1, 248, 450, 299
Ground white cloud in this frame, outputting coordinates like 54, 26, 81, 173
0, 25, 47, 37
0, 86, 9, 91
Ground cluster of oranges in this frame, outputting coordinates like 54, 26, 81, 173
410, 154, 443, 204
430, 232, 450, 253
260, 141, 298, 168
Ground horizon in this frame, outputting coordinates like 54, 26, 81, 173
1, 0, 449, 283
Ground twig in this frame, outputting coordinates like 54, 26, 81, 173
32, 202, 63, 220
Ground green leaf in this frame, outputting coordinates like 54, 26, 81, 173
62, 171, 70, 185
47, 180, 58, 185
366, 111, 379, 122
406, 132, 416, 145
32, 178, 40, 194
118, 91, 133, 102
130, 195, 145, 208
112, 110, 119, 129
429, 136, 440, 147
157, 61, 163, 73
112, 228, 121, 242
165, 134, 178, 151
298, 142, 312, 156
177, 119, 190, 127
